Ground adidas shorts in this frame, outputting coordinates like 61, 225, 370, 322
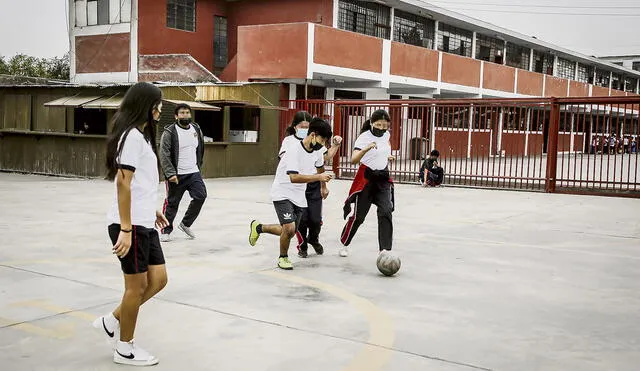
273, 199, 305, 227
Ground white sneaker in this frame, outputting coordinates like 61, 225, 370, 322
179, 223, 195, 239
339, 247, 349, 257
160, 234, 171, 242
92, 313, 119, 346
114, 340, 159, 366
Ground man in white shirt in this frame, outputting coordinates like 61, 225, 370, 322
159, 104, 206, 241
248, 118, 334, 270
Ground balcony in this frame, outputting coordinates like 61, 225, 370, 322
236, 23, 636, 98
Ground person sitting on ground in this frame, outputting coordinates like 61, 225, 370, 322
419, 150, 444, 187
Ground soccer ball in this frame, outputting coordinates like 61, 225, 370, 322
376, 250, 401, 276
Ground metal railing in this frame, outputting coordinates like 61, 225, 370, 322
279, 97, 640, 197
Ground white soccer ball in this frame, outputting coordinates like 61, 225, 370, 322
376, 250, 401, 276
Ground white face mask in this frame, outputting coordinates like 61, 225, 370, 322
296, 128, 308, 138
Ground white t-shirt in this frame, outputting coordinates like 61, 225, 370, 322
108, 128, 159, 229
271, 140, 324, 207
354, 130, 391, 170
176, 124, 199, 175
278, 134, 328, 165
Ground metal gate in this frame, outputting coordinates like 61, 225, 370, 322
280, 97, 640, 197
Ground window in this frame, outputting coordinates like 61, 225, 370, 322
393, 10, 435, 49
167, 0, 196, 32
437, 23, 472, 58
74, 0, 131, 27
214, 16, 227, 69
74, 108, 108, 135
532, 50, 554, 75
611, 73, 622, 90
195, 110, 223, 142
229, 107, 260, 137
503, 107, 528, 131
556, 58, 576, 80
505, 43, 530, 70
338, 0, 391, 39
633, 62, 640, 72
576, 64, 594, 84
624, 77, 638, 93
594, 69, 610, 88
476, 34, 504, 64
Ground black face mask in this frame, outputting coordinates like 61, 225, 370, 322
178, 118, 191, 126
312, 141, 325, 151
371, 127, 386, 137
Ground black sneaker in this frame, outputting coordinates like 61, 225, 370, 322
310, 242, 324, 255
298, 243, 309, 258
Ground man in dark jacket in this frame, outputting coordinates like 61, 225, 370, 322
159, 104, 206, 241
419, 149, 444, 187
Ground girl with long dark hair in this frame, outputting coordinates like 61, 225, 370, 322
339, 109, 395, 258
93, 82, 169, 366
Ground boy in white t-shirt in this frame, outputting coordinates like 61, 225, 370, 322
248, 118, 334, 270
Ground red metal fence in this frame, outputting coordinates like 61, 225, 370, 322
280, 97, 640, 197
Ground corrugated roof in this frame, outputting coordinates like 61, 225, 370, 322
82, 95, 123, 109
163, 99, 221, 111
44, 95, 102, 107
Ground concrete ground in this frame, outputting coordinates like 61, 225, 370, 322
0, 172, 639, 371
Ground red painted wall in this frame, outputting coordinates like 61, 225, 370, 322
76, 34, 130, 73
314, 25, 383, 73
435, 130, 469, 158
390, 42, 438, 81
528, 133, 544, 156
483, 63, 515, 93
470, 132, 491, 157
137, 0, 226, 72
517, 70, 544, 96
227, 0, 333, 59
545, 76, 568, 97
501, 133, 527, 156
236, 23, 308, 81
441, 53, 481, 88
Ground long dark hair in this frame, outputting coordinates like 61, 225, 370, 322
360, 109, 391, 134
285, 111, 312, 135
105, 82, 162, 180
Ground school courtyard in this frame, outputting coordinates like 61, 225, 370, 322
0, 173, 638, 371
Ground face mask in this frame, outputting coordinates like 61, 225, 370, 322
296, 128, 308, 138
178, 118, 191, 126
311, 138, 324, 151
371, 127, 386, 137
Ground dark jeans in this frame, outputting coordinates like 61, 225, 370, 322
162, 172, 207, 234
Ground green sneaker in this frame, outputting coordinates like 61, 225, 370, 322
278, 257, 293, 270
249, 220, 260, 246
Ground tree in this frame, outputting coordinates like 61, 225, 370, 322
0, 56, 8, 75
0, 53, 70, 81
46, 53, 70, 80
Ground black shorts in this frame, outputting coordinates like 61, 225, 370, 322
273, 200, 305, 227
108, 224, 166, 275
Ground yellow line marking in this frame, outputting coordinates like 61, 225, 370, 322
1, 258, 396, 370
11, 300, 95, 321
260, 271, 395, 371
0, 316, 74, 340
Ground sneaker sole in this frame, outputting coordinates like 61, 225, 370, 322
249, 220, 259, 246
113, 356, 159, 366
178, 225, 195, 239
278, 265, 293, 270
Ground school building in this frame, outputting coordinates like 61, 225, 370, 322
68, 0, 640, 100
